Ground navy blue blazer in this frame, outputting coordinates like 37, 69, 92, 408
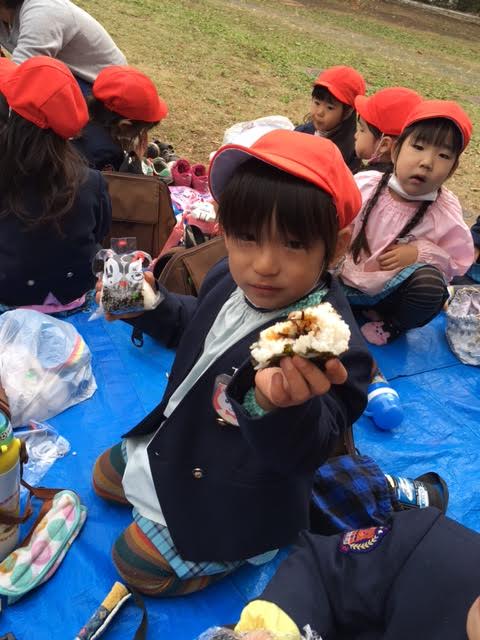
125, 260, 373, 561
0, 168, 111, 306
261, 507, 480, 640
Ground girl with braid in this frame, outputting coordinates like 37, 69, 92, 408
340, 100, 474, 345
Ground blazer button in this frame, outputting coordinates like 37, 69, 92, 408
216, 417, 227, 426
192, 467, 204, 479
66, 271, 74, 278
27, 279, 35, 286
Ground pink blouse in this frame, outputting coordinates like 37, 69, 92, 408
341, 171, 474, 295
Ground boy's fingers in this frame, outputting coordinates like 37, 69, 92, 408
269, 371, 290, 406
281, 357, 317, 402
291, 356, 331, 396
323, 358, 348, 384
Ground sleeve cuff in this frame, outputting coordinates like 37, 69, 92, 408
243, 387, 268, 418
235, 600, 301, 638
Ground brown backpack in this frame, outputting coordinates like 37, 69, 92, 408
153, 236, 227, 296
102, 172, 176, 257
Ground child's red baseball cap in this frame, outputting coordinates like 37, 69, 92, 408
314, 66, 366, 108
93, 66, 168, 122
402, 99, 473, 151
355, 87, 422, 137
209, 129, 362, 229
0, 56, 88, 138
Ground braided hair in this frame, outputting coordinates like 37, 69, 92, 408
351, 171, 390, 263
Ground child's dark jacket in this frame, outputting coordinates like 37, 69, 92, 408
0, 168, 111, 306
73, 122, 124, 171
261, 507, 480, 639
125, 259, 372, 562
295, 111, 361, 172
471, 215, 480, 248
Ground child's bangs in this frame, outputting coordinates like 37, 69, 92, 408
409, 118, 462, 154
312, 85, 337, 105
217, 158, 338, 257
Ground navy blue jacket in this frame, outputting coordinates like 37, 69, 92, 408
73, 122, 124, 172
471, 215, 480, 249
0, 168, 111, 306
261, 507, 480, 639
125, 260, 372, 561
295, 111, 361, 173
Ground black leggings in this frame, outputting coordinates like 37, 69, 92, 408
370, 265, 448, 332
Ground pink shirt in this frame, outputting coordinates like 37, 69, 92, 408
341, 171, 474, 295
19, 292, 86, 314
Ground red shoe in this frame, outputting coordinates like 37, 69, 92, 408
191, 163, 209, 193
171, 158, 192, 187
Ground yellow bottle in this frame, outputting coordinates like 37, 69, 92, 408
0, 413, 21, 561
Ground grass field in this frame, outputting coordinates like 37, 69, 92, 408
80, 0, 480, 219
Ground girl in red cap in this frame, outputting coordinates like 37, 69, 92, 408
73, 65, 168, 174
340, 99, 474, 345
354, 86, 422, 175
92, 129, 373, 597
295, 65, 366, 171
0, 56, 111, 313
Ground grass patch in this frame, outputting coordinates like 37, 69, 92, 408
80, 0, 480, 217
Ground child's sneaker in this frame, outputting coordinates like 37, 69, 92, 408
385, 471, 449, 513
171, 158, 192, 187
146, 142, 160, 159
154, 140, 178, 163
191, 163, 209, 193
152, 157, 173, 184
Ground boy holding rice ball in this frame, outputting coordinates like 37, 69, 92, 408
92, 130, 373, 596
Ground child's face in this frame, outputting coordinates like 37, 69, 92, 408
310, 96, 344, 133
225, 223, 327, 309
355, 117, 379, 160
393, 132, 458, 197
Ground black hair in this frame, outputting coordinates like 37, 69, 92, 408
302, 85, 352, 127
351, 117, 463, 263
86, 97, 158, 152
357, 114, 382, 140
0, 0, 23, 8
217, 158, 339, 270
0, 111, 86, 231
0, 95, 8, 125
395, 117, 463, 157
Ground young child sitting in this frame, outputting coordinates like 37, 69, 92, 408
295, 65, 366, 172
339, 100, 474, 345
354, 86, 422, 174
200, 507, 480, 640
0, 56, 111, 313
92, 130, 373, 597
73, 65, 168, 173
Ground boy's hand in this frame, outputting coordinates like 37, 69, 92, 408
254, 356, 347, 412
95, 272, 156, 322
378, 243, 418, 270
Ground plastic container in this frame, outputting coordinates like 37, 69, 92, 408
0, 413, 21, 561
365, 369, 403, 430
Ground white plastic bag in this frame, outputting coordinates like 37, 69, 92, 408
222, 115, 295, 147
445, 286, 480, 366
0, 309, 97, 426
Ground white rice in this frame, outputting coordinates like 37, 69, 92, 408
251, 302, 350, 369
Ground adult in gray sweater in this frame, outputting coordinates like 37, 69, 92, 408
0, 0, 126, 86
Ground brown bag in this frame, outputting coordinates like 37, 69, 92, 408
153, 236, 227, 296
102, 172, 176, 257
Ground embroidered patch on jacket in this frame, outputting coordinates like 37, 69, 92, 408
339, 525, 389, 553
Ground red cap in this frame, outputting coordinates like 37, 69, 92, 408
355, 87, 423, 137
402, 99, 473, 151
209, 129, 362, 229
314, 66, 366, 108
0, 57, 16, 84
93, 66, 168, 122
0, 56, 88, 138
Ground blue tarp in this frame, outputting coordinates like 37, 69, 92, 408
3, 311, 480, 639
